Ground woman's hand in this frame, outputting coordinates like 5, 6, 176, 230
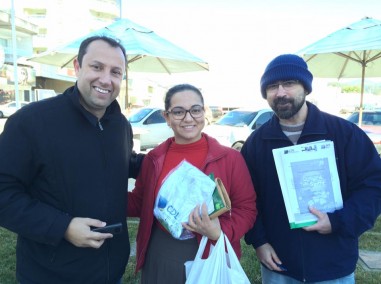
182, 203, 221, 240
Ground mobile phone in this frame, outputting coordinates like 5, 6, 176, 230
91, 223, 123, 234
276, 263, 287, 271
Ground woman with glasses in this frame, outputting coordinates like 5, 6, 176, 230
127, 83, 257, 283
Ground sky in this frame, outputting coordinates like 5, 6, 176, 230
120, 0, 381, 107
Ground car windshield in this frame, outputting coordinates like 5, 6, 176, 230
347, 112, 360, 124
347, 111, 381, 125
128, 108, 154, 123
215, 110, 258, 127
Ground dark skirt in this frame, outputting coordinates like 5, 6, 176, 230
141, 226, 198, 284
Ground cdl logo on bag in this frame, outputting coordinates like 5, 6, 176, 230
157, 195, 168, 210
157, 195, 180, 219
166, 205, 180, 219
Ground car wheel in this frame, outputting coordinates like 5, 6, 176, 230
232, 141, 244, 152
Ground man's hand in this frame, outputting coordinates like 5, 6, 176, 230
182, 203, 221, 240
256, 243, 286, 272
64, 217, 113, 249
303, 206, 332, 234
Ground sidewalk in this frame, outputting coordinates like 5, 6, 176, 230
358, 230, 381, 272
359, 250, 381, 271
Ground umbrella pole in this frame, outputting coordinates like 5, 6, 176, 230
125, 67, 129, 112
358, 57, 366, 127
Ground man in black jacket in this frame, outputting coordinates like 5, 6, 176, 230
0, 36, 143, 283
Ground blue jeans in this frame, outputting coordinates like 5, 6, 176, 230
261, 266, 355, 284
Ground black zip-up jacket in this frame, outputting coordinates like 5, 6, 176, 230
0, 85, 143, 283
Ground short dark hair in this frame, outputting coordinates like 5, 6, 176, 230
76, 35, 127, 67
164, 84, 204, 111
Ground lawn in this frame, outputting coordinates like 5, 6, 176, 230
1, 217, 380, 283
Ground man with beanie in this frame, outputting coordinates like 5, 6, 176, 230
242, 54, 381, 283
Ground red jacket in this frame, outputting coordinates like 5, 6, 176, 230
127, 133, 257, 272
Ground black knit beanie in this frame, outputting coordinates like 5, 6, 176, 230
260, 54, 313, 98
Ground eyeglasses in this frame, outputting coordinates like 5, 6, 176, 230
266, 80, 300, 94
166, 105, 204, 120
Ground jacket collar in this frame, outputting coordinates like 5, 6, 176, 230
66, 83, 122, 127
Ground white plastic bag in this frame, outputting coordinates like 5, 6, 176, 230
153, 160, 216, 239
185, 233, 251, 284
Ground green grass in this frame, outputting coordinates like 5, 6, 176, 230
359, 216, 381, 251
372, 216, 381, 233
0, 228, 17, 284
1, 217, 380, 283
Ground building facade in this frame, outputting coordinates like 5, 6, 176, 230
0, 9, 38, 103
0, 0, 121, 103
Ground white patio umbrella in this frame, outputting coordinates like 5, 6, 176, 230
297, 17, 381, 126
27, 18, 209, 106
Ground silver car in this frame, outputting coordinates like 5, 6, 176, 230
0, 101, 29, 118
204, 108, 274, 151
128, 107, 173, 152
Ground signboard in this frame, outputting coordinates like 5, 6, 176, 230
0, 64, 36, 86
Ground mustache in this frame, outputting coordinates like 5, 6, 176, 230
273, 97, 293, 105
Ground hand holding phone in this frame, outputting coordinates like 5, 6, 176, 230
91, 223, 123, 234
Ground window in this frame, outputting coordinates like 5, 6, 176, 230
128, 108, 153, 123
252, 111, 274, 130
144, 110, 165, 125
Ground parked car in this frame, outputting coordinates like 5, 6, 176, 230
204, 108, 274, 151
208, 105, 223, 120
204, 105, 213, 125
0, 101, 29, 118
128, 107, 173, 152
346, 109, 381, 147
